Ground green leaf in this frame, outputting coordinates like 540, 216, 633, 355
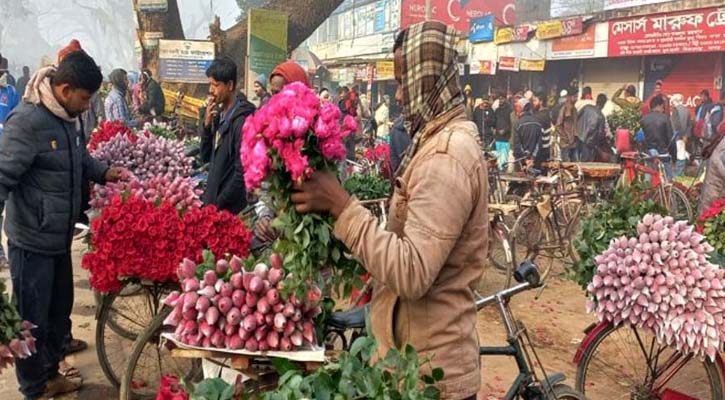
431, 368, 444, 381
422, 386, 441, 399
271, 357, 301, 376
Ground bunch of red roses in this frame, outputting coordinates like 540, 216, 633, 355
82, 195, 252, 293
88, 120, 138, 152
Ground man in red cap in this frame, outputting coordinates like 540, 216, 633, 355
268, 61, 309, 95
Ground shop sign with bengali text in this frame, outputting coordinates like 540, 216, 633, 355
536, 17, 583, 40
138, 0, 167, 12
551, 24, 596, 59
158, 40, 215, 83
469, 15, 495, 43
248, 9, 288, 87
608, 7, 725, 57
495, 25, 530, 45
401, 0, 516, 32
519, 59, 546, 71
604, 0, 673, 11
498, 56, 519, 71
375, 61, 395, 80
480, 60, 496, 75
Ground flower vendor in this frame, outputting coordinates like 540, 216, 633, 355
290, 21, 488, 400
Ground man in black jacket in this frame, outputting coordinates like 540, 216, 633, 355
201, 57, 256, 214
513, 99, 545, 167
138, 69, 165, 119
473, 96, 496, 148
0, 51, 123, 399
641, 94, 674, 179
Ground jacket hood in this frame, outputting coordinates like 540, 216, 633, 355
230, 96, 256, 121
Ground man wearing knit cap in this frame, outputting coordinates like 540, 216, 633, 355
253, 73, 271, 107
269, 61, 309, 95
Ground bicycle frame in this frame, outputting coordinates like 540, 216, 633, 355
478, 284, 560, 400
620, 154, 672, 209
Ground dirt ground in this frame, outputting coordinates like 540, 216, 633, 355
0, 244, 594, 400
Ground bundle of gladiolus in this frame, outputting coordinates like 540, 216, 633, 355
587, 213, 724, 360
89, 174, 202, 211
91, 133, 192, 181
0, 279, 36, 373
162, 252, 320, 352
241, 82, 364, 296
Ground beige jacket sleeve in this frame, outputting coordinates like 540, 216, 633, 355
333, 153, 476, 301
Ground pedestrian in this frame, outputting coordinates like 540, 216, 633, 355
556, 90, 578, 162
642, 80, 670, 115
138, 69, 165, 120
550, 89, 567, 127
336, 86, 359, 161
514, 98, 545, 167
705, 92, 725, 141
252, 74, 271, 107
319, 87, 331, 104
289, 21, 487, 399
104, 68, 137, 127
699, 122, 725, 214
0, 63, 20, 270
576, 96, 607, 162
16, 66, 31, 98
696, 89, 713, 122
533, 92, 552, 163
463, 84, 474, 120
575, 86, 596, 111
374, 94, 391, 139
494, 92, 513, 168
670, 93, 693, 176
200, 57, 256, 215
641, 95, 675, 179
612, 83, 642, 111
0, 55, 16, 87
0, 50, 125, 400
473, 96, 496, 148
269, 61, 310, 95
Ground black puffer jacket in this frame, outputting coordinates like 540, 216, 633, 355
139, 78, 166, 117
0, 102, 109, 254
201, 95, 256, 214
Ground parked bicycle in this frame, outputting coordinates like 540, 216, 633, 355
618, 151, 693, 222
574, 320, 724, 399
476, 261, 586, 399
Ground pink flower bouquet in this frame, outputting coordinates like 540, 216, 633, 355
241, 82, 364, 295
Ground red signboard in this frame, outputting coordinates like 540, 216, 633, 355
498, 56, 518, 72
401, 0, 516, 33
608, 7, 725, 57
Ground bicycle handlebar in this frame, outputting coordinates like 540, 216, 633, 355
476, 261, 541, 310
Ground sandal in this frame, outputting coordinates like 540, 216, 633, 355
64, 338, 88, 356
59, 361, 82, 379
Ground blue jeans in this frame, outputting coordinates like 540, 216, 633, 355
9, 243, 74, 399
495, 141, 510, 169
675, 160, 686, 177
647, 149, 673, 181
561, 147, 578, 162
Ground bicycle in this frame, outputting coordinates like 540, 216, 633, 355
476, 261, 586, 399
574, 320, 724, 399
618, 151, 693, 222
509, 171, 586, 294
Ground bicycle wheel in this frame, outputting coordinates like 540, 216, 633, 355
666, 185, 694, 222
480, 221, 515, 296
575, 322, 723, 400
119, 306, 202, 400
96, 282, 164, 388
548, 384, 587, 400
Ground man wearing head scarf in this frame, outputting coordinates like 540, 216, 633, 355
269, 61, 309, 95
253, 74, 271, 107
138, 69, 165, 119
104, 69, 136, 127
290, 21, 487, 399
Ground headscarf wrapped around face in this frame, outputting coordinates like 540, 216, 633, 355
271, 61, 309, 87
397, 21, 464, 175
109, 68, 128, 95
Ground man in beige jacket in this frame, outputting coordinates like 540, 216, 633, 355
291, 21, 488, 399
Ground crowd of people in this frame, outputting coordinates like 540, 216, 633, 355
1, 20, 725, 399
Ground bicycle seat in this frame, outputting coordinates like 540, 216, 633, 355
327, 304, 369, 330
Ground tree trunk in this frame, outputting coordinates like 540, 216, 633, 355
134, 0, 185, 75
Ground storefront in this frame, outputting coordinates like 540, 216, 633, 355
582, 57, 642, 101
643, 54, 723, 111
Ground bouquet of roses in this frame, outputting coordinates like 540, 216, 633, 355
241, 82, 364, 296
82, 195, 252, 293
698, 199, 725, 260
88, 120, 137, 152
90, 174, 202, 211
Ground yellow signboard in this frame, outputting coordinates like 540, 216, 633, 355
495, 27, 514, 45
519, 59, 546, 72
536, 21, 564, 40
376, 61, 395, 81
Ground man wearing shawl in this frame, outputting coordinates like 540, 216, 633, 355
104, 68, 137, 127
291, 21, 487, 399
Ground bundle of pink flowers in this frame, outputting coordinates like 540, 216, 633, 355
587, 213, 724, 360
241, 82, 357, 190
